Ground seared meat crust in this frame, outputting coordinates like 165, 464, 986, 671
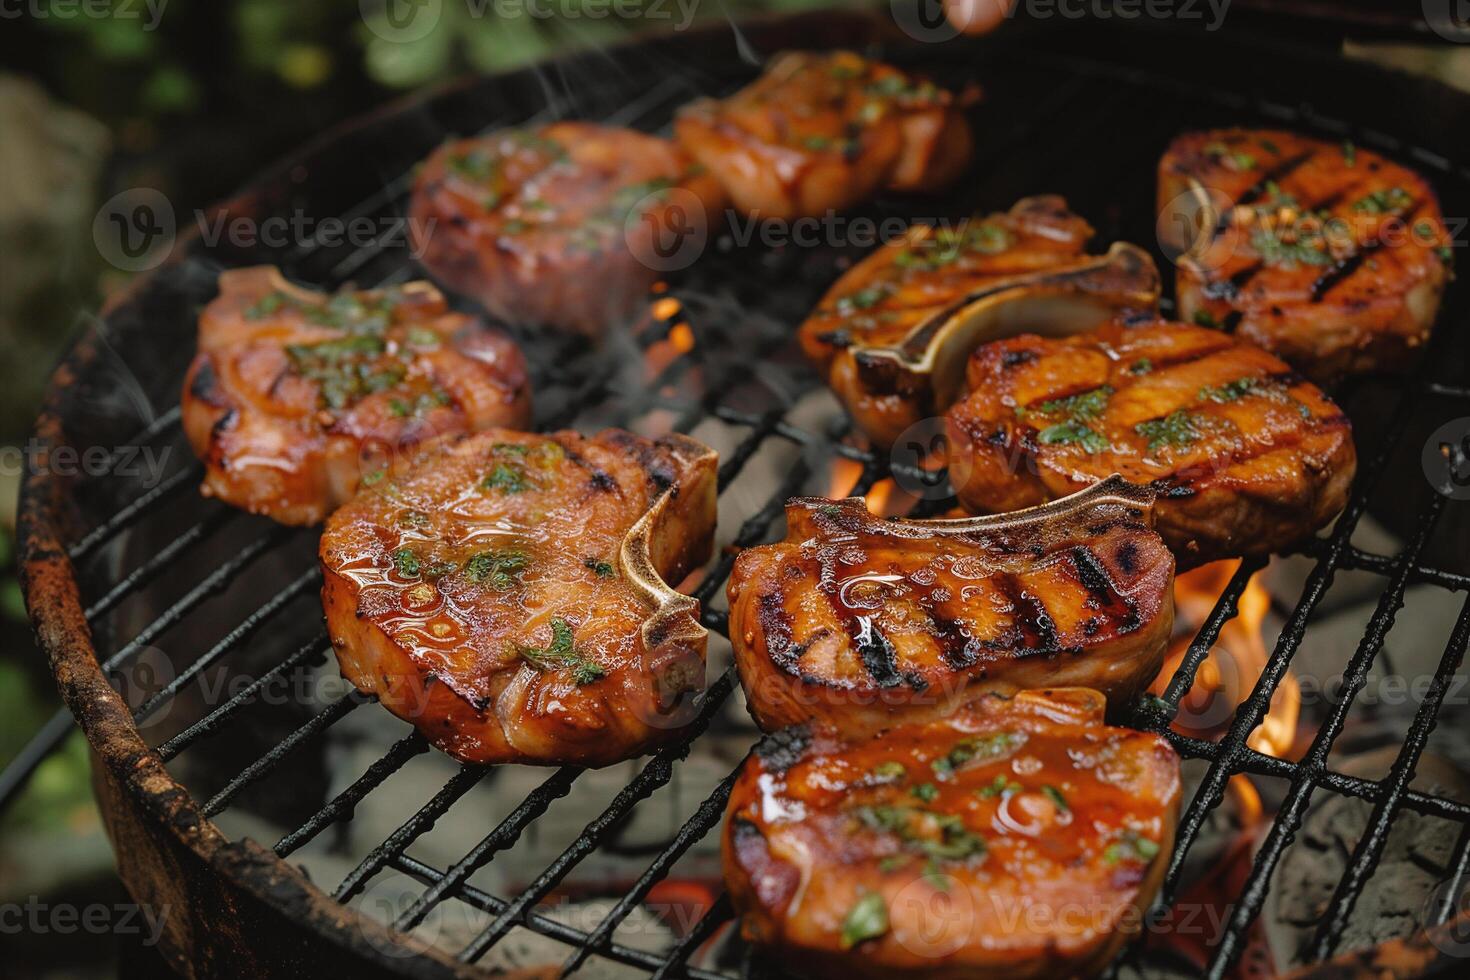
798, 196, 1160, 448
320, 428, 717, 766
1159, 128, 1451, 381
675, 51, 972, 219
728, 478, 1174, 735
409, 121, 725, 335
723, 688, 1182, 980
946, 316, 1356, 567
182, 267, 530, 526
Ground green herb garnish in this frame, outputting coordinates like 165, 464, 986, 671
1038, 422, 1108, 453
518, 618, 604, 685
840, 892, 889, 950
1041, 785, 1069, 812
464, 549, 529, 590
1199, 377, 1261, 403
1136, 409, 1202, 452
1103, 830, 1161, 865
1353, 186, 1413, 214
910, 783, 938, 803
392, 548, 421, 578
585, 558, 616, 579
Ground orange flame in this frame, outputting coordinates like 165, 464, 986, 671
1152, 559, 1298, 759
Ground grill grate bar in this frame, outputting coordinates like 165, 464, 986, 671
1309, 589, 1470, 958
1156, 556, 1267, 712
558, 769, 738, 976
157, 632, 331, 761
390, 852, 733, 980
1152, 358, 1429, 922
1204, 492, 1449, 977
334, 763, 490, 902
274, 732, 429, 858
202, 690, 368, 817
650, 893, 735, 980
134, 568, 321, 724
99, 526, 294, 675
67, 464, 200, 561
392, 766, 583, 931
82, 510, 235, 622
1432, 826, 1470, 926
1163, 729, 1470, 823
456, 670, 738, 963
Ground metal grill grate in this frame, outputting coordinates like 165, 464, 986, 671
13, 14, 1470, 979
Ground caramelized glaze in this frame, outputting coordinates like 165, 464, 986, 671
675, 51, 973, 219
409, 121, 725, 335
181, 267, 530, 525
1160, 129, 1450, 380
728, 478, 1174, 735
320, 428, 717, 766
946, 315, 1356, 567
798, 196, 1160, 448
723, 688, 1182, 979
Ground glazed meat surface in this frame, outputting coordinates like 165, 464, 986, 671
946, 316, 1356, 568
409, 121, 725, 335
723, 688, 1182, 980
675, 51, 972, 219
728, 478, 1174, 735
319, 428, 717, 766
1159, 129, 1450, 381
182, 267, 530, 526
798, 196, 1160, 448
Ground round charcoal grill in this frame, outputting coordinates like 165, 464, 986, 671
13, 9, 1470, 978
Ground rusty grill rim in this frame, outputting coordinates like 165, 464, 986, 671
11, 9, 1470, 979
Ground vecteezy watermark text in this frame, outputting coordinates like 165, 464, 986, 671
0, 0, 167, 30
93, 188, 440, 273
2, 439, 172, 486
0, 897, 169, 945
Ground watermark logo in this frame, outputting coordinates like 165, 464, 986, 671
891, 0, 965, 42
360, 0, 443, 43
624, 186, 710, 273
1422, 875, 1470, 957
356, 871, 445, 956
0, 897, 169, 944
93, 188, 176, 273
1425, 0, 1470, 43
890, 417, 968, 502
1423, 418, 1470, 501
0, 0, 169, 30
113, 646, 176, 731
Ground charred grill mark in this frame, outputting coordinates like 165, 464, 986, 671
1071, 546, 1118, 609
931, 610, 983, 670
757, 591, 801, 673
1238, 150, 1318, 206
753, 725, 811, 773
997, 573, 1062, 657
854, 616, 903, 689
1222, 311, 1243, 332
1312, 242, 1384, 301
189, 358, 228, 407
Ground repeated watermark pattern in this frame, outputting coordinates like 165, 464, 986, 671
0, 0, 167, 29
0, 897, 169, 945
359, 0, 699, 43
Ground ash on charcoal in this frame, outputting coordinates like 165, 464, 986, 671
1263, 748, 1470, 971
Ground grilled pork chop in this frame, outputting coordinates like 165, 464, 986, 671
182, 267, 530, 526
946, 315, 1356, 568
727, 477, 1173, 735
674, 51, 973, 220
723, 687, 1182, 980
798, 196, 1160, 448
320, 428, 717, 766
1159, 129, 1451, 381
409, 122, 725, 335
